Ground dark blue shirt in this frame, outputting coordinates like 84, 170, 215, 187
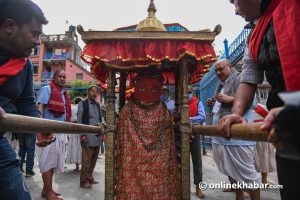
0, 48, 40, 180
0, 54, 40, 119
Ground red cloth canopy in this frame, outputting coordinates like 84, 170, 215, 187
81, 39, 216, 84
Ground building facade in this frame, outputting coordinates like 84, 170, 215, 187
30, 26, 96, 86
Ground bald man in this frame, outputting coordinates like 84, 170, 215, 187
207, 59, 259, 200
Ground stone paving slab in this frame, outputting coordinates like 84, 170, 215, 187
25, 154, 280, 200
193, 153, 280, 200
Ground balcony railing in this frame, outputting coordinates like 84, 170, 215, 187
41, 72, 53, 80
227, 29, 251, 65
43, 52, 70, 60
40, 34, 74, 43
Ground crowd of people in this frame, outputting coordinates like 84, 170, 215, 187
2, 69, 105, 200
0, 0, 299, 200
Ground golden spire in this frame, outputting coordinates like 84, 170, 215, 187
136, 0, 166, 31
147, 0, 156, 16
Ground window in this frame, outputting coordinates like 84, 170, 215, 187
31, 46, 40, 55
33, 64, 38, 74
76, 73, 83, 80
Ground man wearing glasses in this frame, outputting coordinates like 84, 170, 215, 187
207, 59, 259, 200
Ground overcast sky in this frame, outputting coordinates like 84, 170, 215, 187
34, 0, 246, 55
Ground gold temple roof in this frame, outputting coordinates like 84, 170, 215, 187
136, 0, 166, 31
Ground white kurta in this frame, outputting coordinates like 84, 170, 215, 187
66, 134, 82, 164
65, 104, 82, 164
38, 134, 66, 173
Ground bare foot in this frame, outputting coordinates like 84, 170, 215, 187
53, 191, 61, 196
45, 192, 63, 200
73, 168, 80, 172
42, 191, 61, 197
196, 186, 206, 198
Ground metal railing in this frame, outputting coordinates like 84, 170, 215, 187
228, 29, 251, 65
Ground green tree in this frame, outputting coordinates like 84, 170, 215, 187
67, 80, 97, 103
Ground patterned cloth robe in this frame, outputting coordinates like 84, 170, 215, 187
115, 100, 179, 200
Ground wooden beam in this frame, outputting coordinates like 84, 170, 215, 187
105, 68, 117, 200
0, 114, 101, 134
81, 31, 216, 43
180, 56, 191, 200
175, 67, 181, 118
192, 123, 269, 142
0, 114, 269, 142
174, 67, 182, 196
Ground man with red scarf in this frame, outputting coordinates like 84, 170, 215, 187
219, 0, 300, 199
188, 85, 206, 198
0, 0, 51, 199
115, 68, 179, 199
38, 69, 71, 200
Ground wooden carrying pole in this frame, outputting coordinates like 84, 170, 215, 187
0, 113, 269, 141
192, 123, 269, 142
0, 113, 102, 134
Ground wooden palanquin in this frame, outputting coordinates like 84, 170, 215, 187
79, 25, 219, 200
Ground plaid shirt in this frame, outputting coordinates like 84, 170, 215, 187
240, 46, 264, 85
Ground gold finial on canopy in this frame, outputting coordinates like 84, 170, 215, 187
136, 0, 166, 31
147, 0, 156, 15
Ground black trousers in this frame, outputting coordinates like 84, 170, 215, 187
190, 135, 203, 186
276, 155, 300, 200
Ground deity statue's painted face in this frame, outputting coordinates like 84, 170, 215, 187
134, 77, 162, 104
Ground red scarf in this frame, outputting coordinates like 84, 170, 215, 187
0, 57, 27, 86
249, 0, 300, 91
48, 80, 71, 122
189, 96, 198, 117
